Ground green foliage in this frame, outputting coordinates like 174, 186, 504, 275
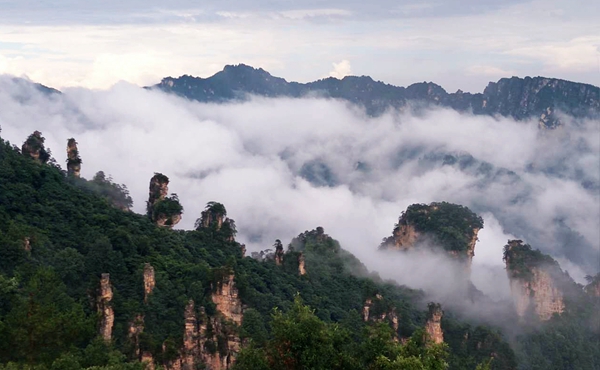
502, 241, 559, 281
387, 202, 484, 253
84, 171, 133, 210
234, 298, 449, 370
1, 133, 585, 370
151, 195, 183, 225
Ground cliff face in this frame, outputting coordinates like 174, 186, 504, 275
212, 274, 243, 326
21, 131, 50, 163
298, 253, 306, 275
362, 294, 400, 336
143, 263, 155, 302
147, 173, 182, 228
129, 264, 157, 367
66, 138, 81, 177
425, 303, 444, 344
504, 240, 566, 321
98, 273, 114, 342
380, 202, 483, 268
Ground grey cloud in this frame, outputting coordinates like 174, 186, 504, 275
0, 0, 531, 24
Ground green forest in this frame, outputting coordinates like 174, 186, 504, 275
0, 131, 598, 370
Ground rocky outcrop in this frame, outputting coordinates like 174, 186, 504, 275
21, 131, 50, 163
274, 240, 284, 266
66, 138, 81, 177
98, 273, 114, 342
212, 274, 243, 326
298, 253, 306, 275
143, 263, 155, 302
23, 237, 31, 252
362, 294, 400, 337
130, 264, 157, 366
380, 202, 483, 268
585, 274, 600, 297
146, 173, 182, 228
425, 303, 444, 344
200, 202, 226, 230
504, 240, 565, 321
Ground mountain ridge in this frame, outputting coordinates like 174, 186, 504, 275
152, 64, 600, 127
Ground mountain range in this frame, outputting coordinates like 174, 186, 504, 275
152, 64, 599, 128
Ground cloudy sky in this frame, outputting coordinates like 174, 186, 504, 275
0, 0, 599, 91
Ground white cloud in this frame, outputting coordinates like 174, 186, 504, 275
329, 60, 352, 79
0, 80, 597, 286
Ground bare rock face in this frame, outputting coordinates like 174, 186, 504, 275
66, 138, 81, 177
22, 131, 50, 163
181, 300, 199, 370
504, 240, 565, 321
130, 264, 157, 366
380, 202, 483, 269
274, 240, 284, 266
144, 263, 155, 302
147, 173, 182, 228
362, 294, 400, 338
425, 303, 444, 344
212, 274, 243, 326
98, 273, 114, 342
298, 253, 306, 275
23, 237, 31, 252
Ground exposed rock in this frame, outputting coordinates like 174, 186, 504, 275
66, 138, 81, 178
98, 273, 114, 342
141, 352, 155, 370
425, 303, 444, 344
585, 275, 600, 297
128, 314, 144, 358
146, 173, 182, 228
240, 244, 246, 257
212, 274, 243, 326
362, 294, 400, 338
23, 237, 31, 252
274, 239, 284, 266
298, 253, 306, 275
380, 202, 482, 269
21, 131, 50, 163
504, 240, 565, 321
144, 263, 155, 302
181, 300, 199, 370
200, 202, 226, 230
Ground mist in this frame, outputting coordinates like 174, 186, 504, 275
0, 76, 598, 301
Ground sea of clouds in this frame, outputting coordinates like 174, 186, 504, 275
0, 77, 598, 303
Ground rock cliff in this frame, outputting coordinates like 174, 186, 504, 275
21, 131, 50, 163
380, 202, 483, 268
98, 273, 114, 342
66, 138, 81, 177
362, 294, 400, 336
504, 240, 566, 321
425, 303, 444, 344
212, 274, 243, 326
146, 173, 182, 228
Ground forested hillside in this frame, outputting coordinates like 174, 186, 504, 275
0, 130, 598, 370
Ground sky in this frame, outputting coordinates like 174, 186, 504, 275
0, 78, 598, 299
0, 0, 599, 91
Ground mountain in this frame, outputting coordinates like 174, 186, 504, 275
153, 64, 600, 128
1, 132, 523, 369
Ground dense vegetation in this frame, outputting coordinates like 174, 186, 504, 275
0, 131, 597, 369
382, 202, 484, 253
